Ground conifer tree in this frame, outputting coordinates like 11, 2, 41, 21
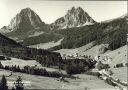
0, 61, 3, 69
14, 76, 24, 90
0, 75, 8, 90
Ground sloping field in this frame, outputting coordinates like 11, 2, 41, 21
56, 42, 108, 58
29, 38, 64, 49
1, 58, 41, 68
1, 58, 65, 72
101, 45, 127, 67
111, 67, 127, 82
0, 69, 116, 90
56, 44, 127, 67
56, 42, 94, 57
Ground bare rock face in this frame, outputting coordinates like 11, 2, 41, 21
1, 8, 45, 33
50, 7, 96, 30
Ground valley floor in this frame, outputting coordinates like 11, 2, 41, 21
0, 69, 117, 90
0, 44, 127, 90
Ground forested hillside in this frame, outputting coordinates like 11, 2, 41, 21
49, 17, 128, 51
21, 32, 63, 46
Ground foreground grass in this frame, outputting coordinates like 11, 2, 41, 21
0, 69, 116, 90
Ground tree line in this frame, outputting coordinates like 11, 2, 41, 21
1, 46, 62, 62
36, 56, 97, 75
0, 54, 97, 76
0, 62, 67, 78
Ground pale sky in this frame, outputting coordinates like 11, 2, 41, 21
0, 0, 127, 28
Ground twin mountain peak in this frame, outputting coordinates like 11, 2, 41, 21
1, 6, 96, 32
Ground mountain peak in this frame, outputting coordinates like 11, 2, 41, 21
68, 6, 84, 14
50, 6, 96, 30
22, 7, 32, 11
20, 7, 33, 13
24, 7, 31, 10
71, 6, 75, 11
1, 7, 45, 33
19, 7, 36, 17
76, 6, 84, 11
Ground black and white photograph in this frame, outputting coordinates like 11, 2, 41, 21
0, 0, 127, 90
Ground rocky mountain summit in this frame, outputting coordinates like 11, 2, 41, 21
1, 8, 45, 33
50, 7, 96, 30
0, 8, 50, 42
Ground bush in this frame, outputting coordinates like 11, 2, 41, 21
105, 78, 117, 86
96, 61, 110, 70
66, 65, 85, 75
115, 63, 123, 68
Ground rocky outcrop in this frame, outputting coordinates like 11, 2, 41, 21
0, 8, 45, 33
50, 6, 96, 30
